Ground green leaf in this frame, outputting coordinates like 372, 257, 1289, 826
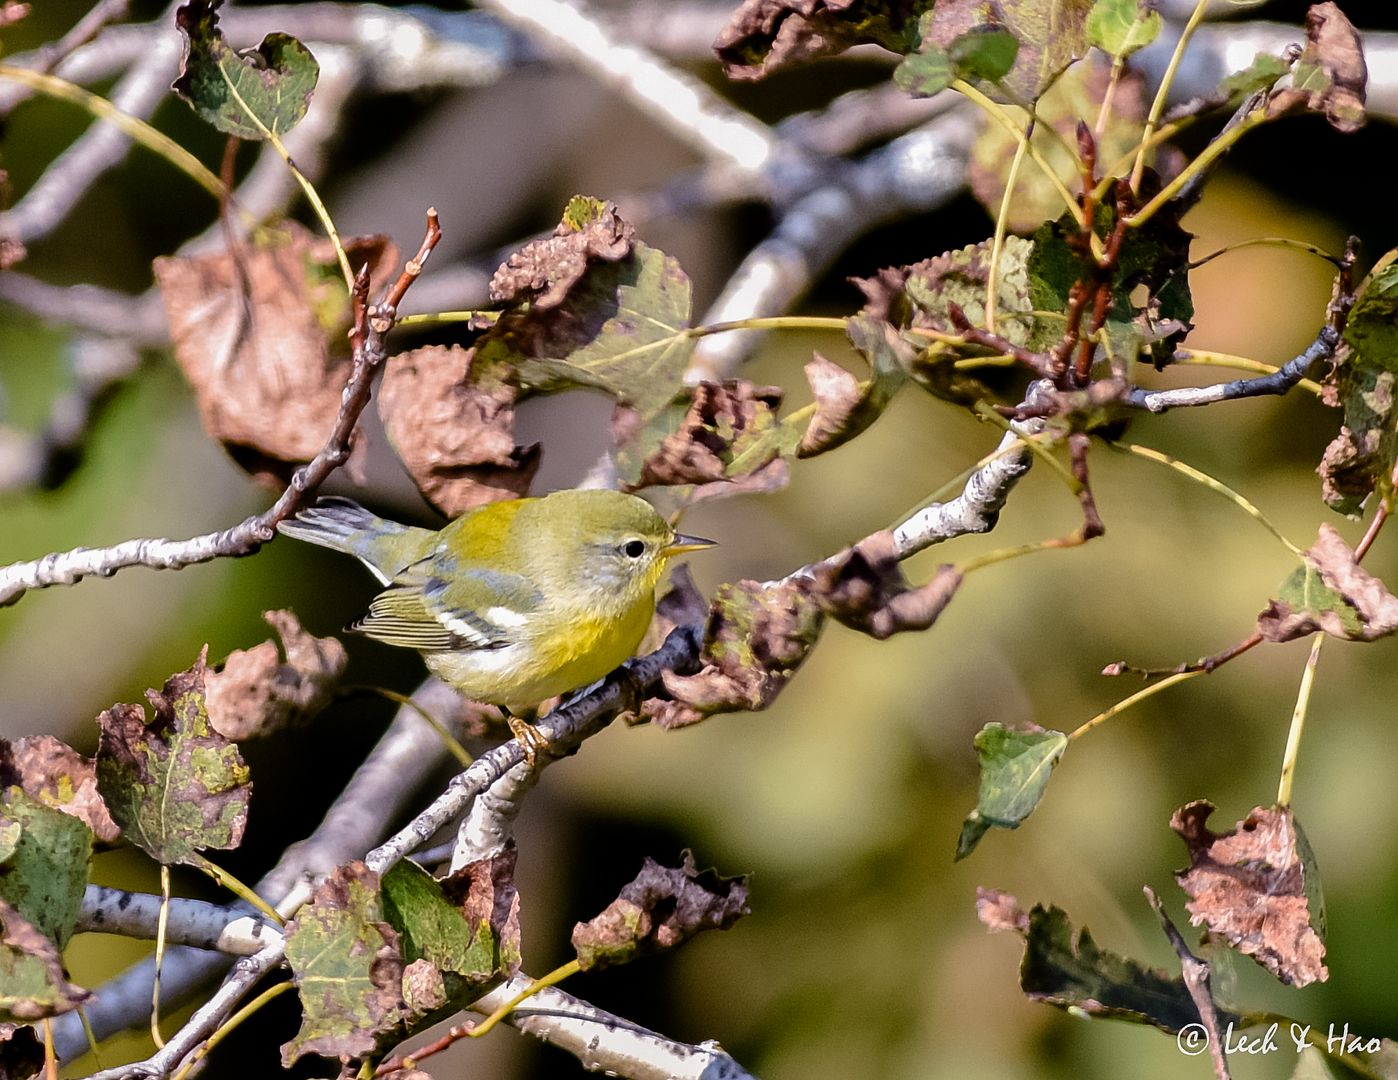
95, 651, 251, 866
1218, 52, 1293, 101
172, 0, 319, 139
1086, 0, 1161, 58
380, 857, 516, 997
924, 0, 1095, 100
949, 26, 1020, 82
0, 792, 90, 950
0, 899, 90, 1023
894, 45, 954, 97
956, 723, 1066, 859
485, 241, 694, 422
1257, 525, 1398, 643
282, 861, 406, 1066
1015, 902, 1235, 1032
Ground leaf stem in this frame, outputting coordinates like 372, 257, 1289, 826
189, 853, 285, 925
1277, 633, 1325, 807
77, 1005, 104, 1068
468, 959, 583, 1039
168, 981, 295, 1080
1130, 0, 1210, 193
0, 65, 226, 201
216, 68, 354, 292
395, 310, 498, 328
1110, 441, 1305, 557
1069, 670, 1203, 741
951, 78, 1086, 228
957, 525, 1093, 575
1127, 109, 1268, 229
985, 113, 1033, 336
339, 685, 474, 768
151, 864, 171, 1049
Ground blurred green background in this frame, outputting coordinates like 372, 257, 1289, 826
4, 2, 1398, 1077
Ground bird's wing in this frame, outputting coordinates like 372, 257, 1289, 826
349, 562, 543, 652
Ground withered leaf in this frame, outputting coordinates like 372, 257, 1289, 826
1319, 260, 1398, 516
206, 609, 348, 740
399, 958, 447, 1015
613, 381, 793, 490
0, 899, 90, 1023
378, 344, 540, 518
0, 735, 119, 844
282, 861, 406, 1065
0, 1021, 44, 1080
95, 650, 252, 866
974, 886, 1029, 933
797, 317, 909, 457
1257, 525, 1398, 643
1266, 2, 1366, 133
437, 844, 522, 982
979, 892, 1235, 1033
644, 578, 824, 729
572, 852, 749, 971
714, 0, 928, 81
154, 225, 394, 485
488, 196, 634, 309
922, 0, 1095, 101
1171, 801, 1328, 988
811, 530, 963, 639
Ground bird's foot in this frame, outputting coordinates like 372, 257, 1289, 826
507, 713, 551, 767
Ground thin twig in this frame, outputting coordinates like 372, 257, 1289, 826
0, 211, 442, 607
1143, 887, 1233, 1080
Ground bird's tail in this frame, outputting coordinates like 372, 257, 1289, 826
277, 497, 434, 584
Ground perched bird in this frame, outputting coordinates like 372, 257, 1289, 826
278, 490, 714, 756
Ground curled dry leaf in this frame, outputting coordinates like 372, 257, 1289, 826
975, 886, 1029, 934
635, 564, 711, 661
488, 196, 634, 309
571, 852, 750, 972
0, 735, 119, 844
438, 844, 522, 981
154, 226, 395, 485
95, 649, 252, 866
1171, 801, 1328, 988
0, 898, 90, 1023
378, 345, 541, 517
1257, 524, 1398, 642
811, 530, 963, 639
282, 861, 406, 1065
614, 380, 790, 490
714, 0, 923, 81
644, 578, 824, 729
400, 958, 447, 1015
797, 316, 909, 458
1266, 1, 1366, 133
206, 609, 348, 740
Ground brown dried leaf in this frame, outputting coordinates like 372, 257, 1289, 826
797, 317, 909, 457
1267, 2, 1366, 133
714, 0, 924, 81
489, 196, 634, 309
0, 736, 119, 844
438, 844, 522, 980
1171, 801, 1328, 988
644, 578, 824, 728
399, 958, 447, 1015
571, 852, 750, 971
614, 381, 789, 490
1257, 524, 1398, 643
975, 886, 1029, 933
811, 530, 963, 639
377, 345, 540, 517
206, 610, 348, 740
153, 226, 393, 485
0, 898, 90, 1022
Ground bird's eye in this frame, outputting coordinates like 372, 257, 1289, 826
621, 539, 646, 559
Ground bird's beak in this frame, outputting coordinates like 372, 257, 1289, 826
664, 533, 717, 557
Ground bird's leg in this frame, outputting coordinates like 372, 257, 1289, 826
502, 706, 550, 767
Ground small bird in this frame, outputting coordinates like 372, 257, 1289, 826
278, 490, 714, 757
